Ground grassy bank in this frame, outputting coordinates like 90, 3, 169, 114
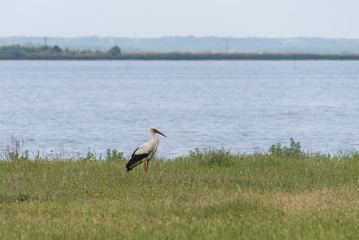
1, 148, 359, 239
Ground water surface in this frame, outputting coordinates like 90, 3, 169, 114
0, 60, 358, 158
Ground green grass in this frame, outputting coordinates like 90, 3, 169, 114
1, 149, 359, 239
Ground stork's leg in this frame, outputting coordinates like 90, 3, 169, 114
144, 160, 149, 172
144, 161, 147, 172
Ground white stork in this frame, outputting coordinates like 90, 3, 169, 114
126, 127, 167, 172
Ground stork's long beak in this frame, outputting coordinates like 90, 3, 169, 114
155, 129, 167, 137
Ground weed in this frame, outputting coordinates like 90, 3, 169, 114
1, 133, 27, 161
84, 148, 97, 161
189, 148, 203, 159
20, 150, 30, 161
106, 149, 124, 161
78, 148, 124, 161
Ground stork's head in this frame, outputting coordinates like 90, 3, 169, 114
150, 127, 167, 137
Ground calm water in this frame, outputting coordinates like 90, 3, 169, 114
0, 60, 358, 158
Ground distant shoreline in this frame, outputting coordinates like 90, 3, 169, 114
2, 52, 359, 60
2, 44, 359, 60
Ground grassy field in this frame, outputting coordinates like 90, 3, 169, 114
1, 148, 359, 239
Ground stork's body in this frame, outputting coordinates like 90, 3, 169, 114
126, 127, 166, 172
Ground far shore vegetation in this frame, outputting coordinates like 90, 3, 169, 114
1, 135, 359, 239
1, 44, 359, 60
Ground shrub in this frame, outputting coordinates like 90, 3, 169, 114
269, 138, 304, 157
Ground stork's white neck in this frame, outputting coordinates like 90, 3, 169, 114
151, 131, 159, 141
150, 131, 160, 152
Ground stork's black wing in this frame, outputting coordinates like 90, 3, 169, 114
126, 148, 150, 172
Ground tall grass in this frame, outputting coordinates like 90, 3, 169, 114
0, 143, 359, 239
0, 135, 359, 239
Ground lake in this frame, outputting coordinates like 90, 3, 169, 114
0, 60, 358, 158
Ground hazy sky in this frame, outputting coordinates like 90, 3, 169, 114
1, 0, 358, 38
